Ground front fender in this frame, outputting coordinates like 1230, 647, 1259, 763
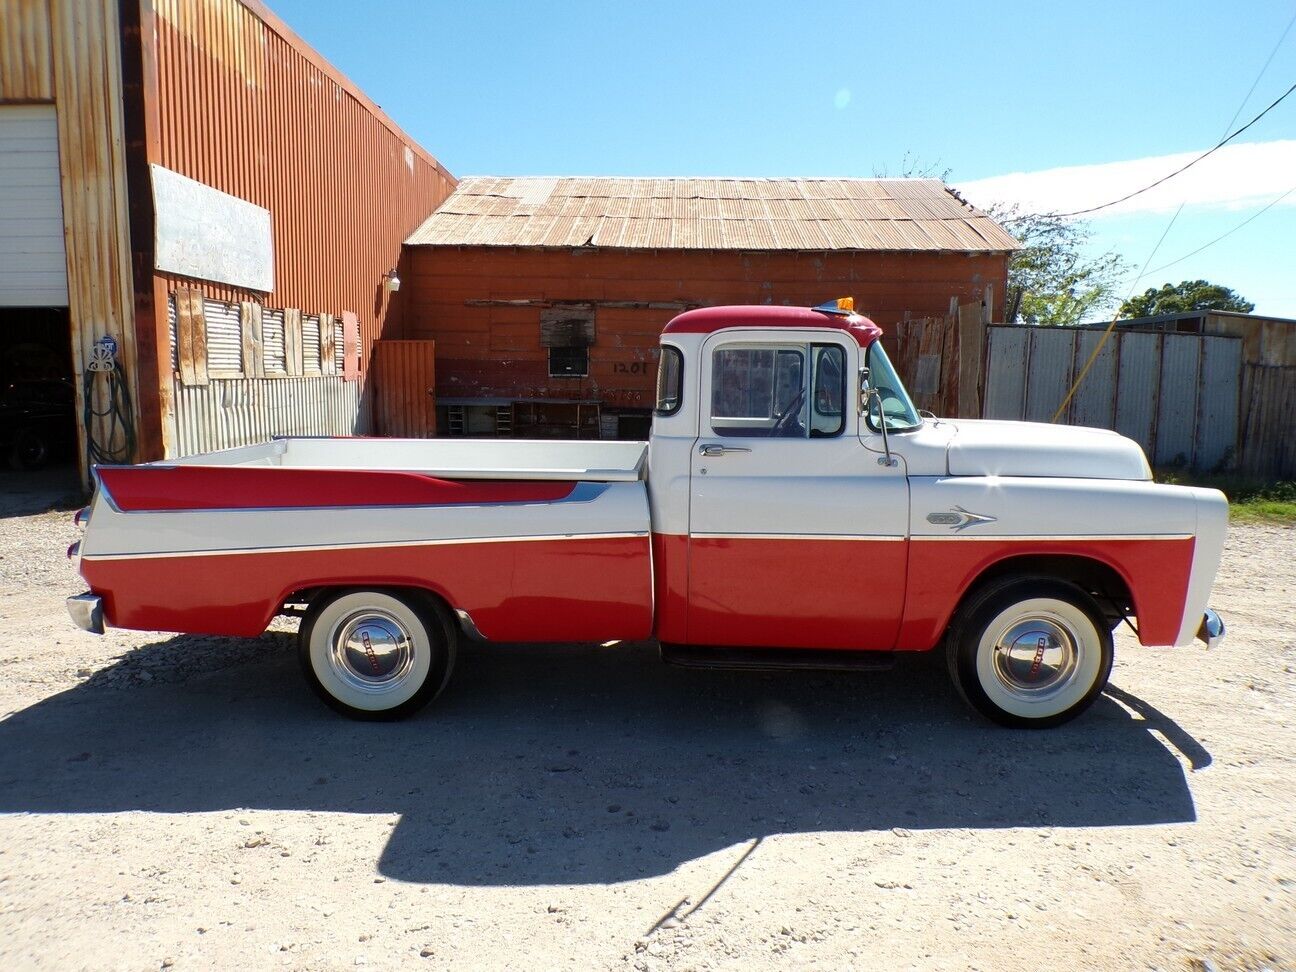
898, 477, 1221, 649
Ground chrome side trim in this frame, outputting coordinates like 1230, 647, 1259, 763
910, 534, 1193, 542
67, 593, 104, 635
690, 533, 905, 542
79, 532, 651, 561
1197, 609, 1225, 650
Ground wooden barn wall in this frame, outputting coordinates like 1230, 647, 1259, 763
405, 246, 1007, 407
132, 0, 456, 456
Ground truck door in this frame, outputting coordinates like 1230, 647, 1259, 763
687, 333, 909, 650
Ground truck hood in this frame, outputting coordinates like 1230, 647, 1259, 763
940, 419, 1152, 480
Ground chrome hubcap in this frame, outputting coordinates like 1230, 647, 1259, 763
991, 614, 1080, 700
328, 609, 415, 694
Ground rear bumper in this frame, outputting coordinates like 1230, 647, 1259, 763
67, 592, 104, 634
1196, 608, 1225, 650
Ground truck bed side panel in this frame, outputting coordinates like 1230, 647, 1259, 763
80, 471, 653, 641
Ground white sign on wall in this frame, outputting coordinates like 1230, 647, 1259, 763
151, 164, 274, 292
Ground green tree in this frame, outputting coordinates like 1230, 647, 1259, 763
1119, 280, 1254, 318
992, 206, 1128, 326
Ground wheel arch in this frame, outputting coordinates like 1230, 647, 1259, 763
277, 580, 460, 631
951, 553, 1137, 635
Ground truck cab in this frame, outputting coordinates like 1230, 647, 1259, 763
648, 303, 913, 650
643, 301, 1227, 726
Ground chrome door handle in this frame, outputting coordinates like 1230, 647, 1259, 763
699, 444, 751, 457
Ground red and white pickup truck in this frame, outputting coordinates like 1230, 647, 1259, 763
67, 302, 1227, 727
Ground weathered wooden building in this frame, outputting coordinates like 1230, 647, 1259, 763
402, 177, 1016, 438
0, 0, 454, 472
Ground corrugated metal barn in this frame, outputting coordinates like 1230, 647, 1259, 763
1, 0, 455, 473
403, 177, 1016, 438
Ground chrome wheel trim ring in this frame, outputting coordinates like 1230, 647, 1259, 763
327, 608, 416, 695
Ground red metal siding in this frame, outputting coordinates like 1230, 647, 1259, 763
144, 0, 455, 363
406, 246, 1008, 405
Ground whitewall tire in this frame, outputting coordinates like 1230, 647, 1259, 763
947, 579, 1113, 729
298, 589, 456, 720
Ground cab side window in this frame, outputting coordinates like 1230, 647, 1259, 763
710, 346, 806, 437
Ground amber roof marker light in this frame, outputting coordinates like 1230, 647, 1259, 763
812, 297, 855, 316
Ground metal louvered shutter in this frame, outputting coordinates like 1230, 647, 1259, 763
167, 294, 178, 372
333, 319, 344, 373
204, 299, 242, 375
302, 315, 321, 376
263, 308, 287, 374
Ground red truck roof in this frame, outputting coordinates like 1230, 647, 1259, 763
662, 304, 883, 347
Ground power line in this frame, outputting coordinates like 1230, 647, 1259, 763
1135, 184, 1296, 281
1048, 17, 1296, 421
1022, 78, 1296, 221
1218, 8, 1296, 136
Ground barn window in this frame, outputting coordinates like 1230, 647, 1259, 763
548, 346, 589, 378
540, 303, 594, 378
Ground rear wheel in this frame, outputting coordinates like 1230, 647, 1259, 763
298, 589, 456, 720
947, 578, 1113, 729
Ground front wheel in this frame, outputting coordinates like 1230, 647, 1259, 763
947, 578, 1113, 729
298, 588, 456, 720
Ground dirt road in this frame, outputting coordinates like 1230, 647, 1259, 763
0, 470, 1292, 971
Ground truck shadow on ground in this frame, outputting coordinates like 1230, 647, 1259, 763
0, 637, 1207, 886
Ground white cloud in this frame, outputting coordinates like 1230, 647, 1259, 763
957, 140, 1296, 218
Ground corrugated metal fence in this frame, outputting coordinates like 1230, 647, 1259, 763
170, 376, 362, 456
984, 325, 1243, 472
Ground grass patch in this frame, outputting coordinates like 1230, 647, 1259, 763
1155, 472, 1296, 525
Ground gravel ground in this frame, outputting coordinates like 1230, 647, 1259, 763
0, 467, 1292, 971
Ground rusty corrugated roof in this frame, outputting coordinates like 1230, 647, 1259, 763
405, 177, 1018, 252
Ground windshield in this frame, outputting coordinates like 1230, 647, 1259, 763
864, 343, 922, 433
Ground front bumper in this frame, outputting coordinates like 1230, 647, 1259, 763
67, 592, 104, 635
1196, 608, 1225, 650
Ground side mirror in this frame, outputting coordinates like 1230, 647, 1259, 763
859, 366, 897, 469
857, 367, 871, 416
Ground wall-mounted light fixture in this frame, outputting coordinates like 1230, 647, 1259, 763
384, 268, 401, 292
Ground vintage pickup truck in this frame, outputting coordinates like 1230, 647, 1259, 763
67, 301, 1227, 727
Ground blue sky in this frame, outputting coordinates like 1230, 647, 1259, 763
274, 0, 1296, 317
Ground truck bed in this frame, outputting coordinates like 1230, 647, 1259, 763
79, 437, 654, 640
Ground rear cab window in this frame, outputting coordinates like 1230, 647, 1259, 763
655, 346, 683, 415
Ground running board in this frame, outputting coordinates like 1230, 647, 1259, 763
660, 643, 896, 672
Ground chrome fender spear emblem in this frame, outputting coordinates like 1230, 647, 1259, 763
926, 505, 999, 532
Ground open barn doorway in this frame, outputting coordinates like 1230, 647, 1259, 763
0, 307, 77, 473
